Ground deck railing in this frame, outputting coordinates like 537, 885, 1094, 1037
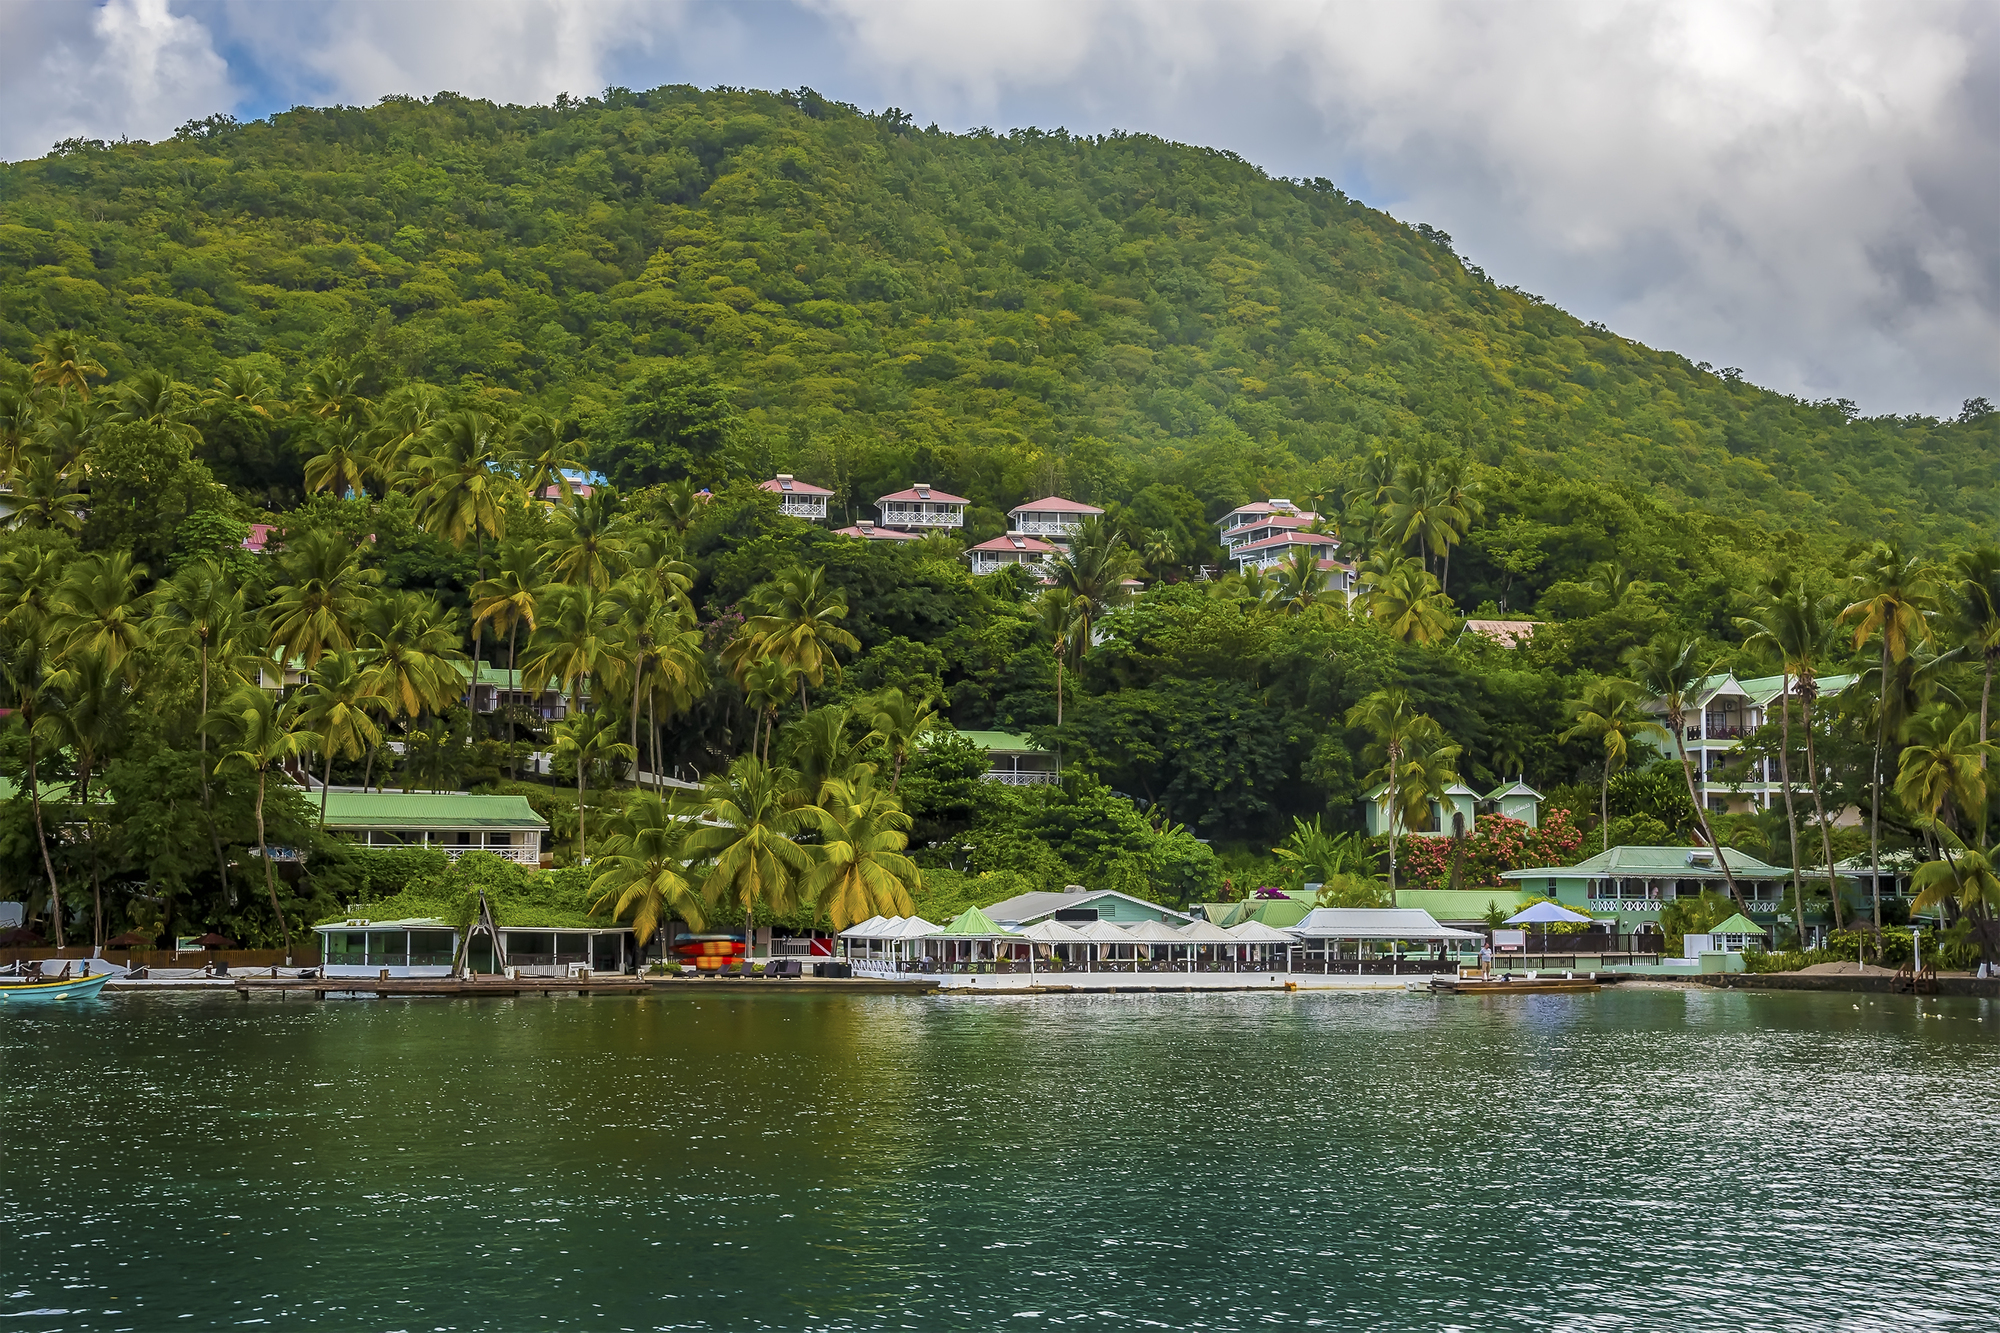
984, 771, 1059, 786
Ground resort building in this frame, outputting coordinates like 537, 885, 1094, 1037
1006, 496, 1103, 543
758, 474, 833, 520
1641, 672, 1857, 814
1230, 530, 1352, 591
453, 662, 581, 722
1362, 781, 1482, 837
1215, 499, 1322, 550
1500, 844, 1810, 929
978, 888, 1194, 930
1481, 781, 1544, 828
320, 790, 549, 866
832, 520, 921, 542
313, 917, 636, 978
534, 468, 607, 503
875, 483, 968, 531
967, 532, 1062, 576
953, 730, 1060, 786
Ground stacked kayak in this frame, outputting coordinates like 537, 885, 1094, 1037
674, 936, 745, 973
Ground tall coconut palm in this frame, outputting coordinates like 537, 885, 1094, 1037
1558, 678, 1666, 857
1944, 547, 2000, 763
107, 369, 201, 445
263, 529, 380, 672
1035, 586, 1084, 727
471, 543, 544, 674
804, 772, 922, 929
212, 685, 317, 956
410, 408, 512, 557
739, 655, 798, 764
298, 364, 367, 422
1346, 688, 1428, 904
540, 489, 631, 591
678, 756, 818, 969
1911, 824, 2000, 966
40, 651, 128, 947
204, 364, 284, 419
2, 453, 86, 534
1269, 543, 1340, 616
303, 415, 377, 499
867, 688, 941, 792
523, 584, 632, 820
292, 651, 383, 825
1895, 708, 1991, 841
51, 550, 150, 679
510, 410, 583, 503
733, 565, 860, 713
591, 797, 705, 949
356, 591, 467, 788
151, 557, 252, 899
1841, 541, 1932, 930
0, 387, 39, 485
787, 706, 873, 807
29, 332, 106, 402
1357, 556, 1455, 644
366, 383, 443, 484
1624, 636, 1747, 912
1737, 570, 1829, 940
1047, 517, 1139, 648
612, 579, 708, 787
0, 623, 68, 947
551, 710, 635, 861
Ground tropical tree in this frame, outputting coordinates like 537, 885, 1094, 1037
298, 364, 367, 422
591, 797, 706, 948
739, 654, 798, 764
204, 364, 284, 419
40, 651, 129, 947
50, 550, 150, 679
678, 756, 818, 966
551, 710, 635, 861
1944, 546, 2000, 759
0, 388, 36, 485
803, 772, 922, 929
1046, 517, 1139, 647
613, 580, 708, 787
356, 590, 467, 785
1357, 555, 1455, 644
510, 410, 583, 503
732, 565, 860, 712
787, 706, 873, 807
471, 543, 544, 674
867, 687, 941, 791
1268, 543, 1341, 616
1559, 678, 1667, 857
303, 415, 377, 499
1842, 541, 1932, 930
1910, 823, 2000, 965
1346, 688, 1454, 904
1895, 707, 1991, 841
1624, 636, 1746, 912
263, 529, 380, 672
212, 685, 318, 956
107, 369, 200, 445
292, 651, 383, 825
151, 557, 251, 898
0, 623, 68, 946
1272, 816, 1376, 891
1035, 585, 1084, 727
29, 332, 106, 401
410, 408, 513, 557
540, 489, 631, 591
2, 453, 86, 534
522, 584, 630, 728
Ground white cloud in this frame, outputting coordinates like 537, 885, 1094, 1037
0, 0, 1990, 414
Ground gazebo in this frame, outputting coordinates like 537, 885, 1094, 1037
923, 906, 1021, 972
1228, 920, 1299, 972
1289, 907, 1482, 975
1071, 918, 1137, 971
1176, 919, 1241, 971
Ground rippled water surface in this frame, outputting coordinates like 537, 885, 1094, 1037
3, 986, 1998, 1330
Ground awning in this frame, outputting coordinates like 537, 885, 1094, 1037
1071, 919, 1135, 945
1017, 920, 1091, 944
1176, 920, 1240, 944
1121, 920, 1191, 944
1290, 907, 1483, 941
839, 915, 895, 938
928, 906, 1018, 938
1227, 921, 1298, 945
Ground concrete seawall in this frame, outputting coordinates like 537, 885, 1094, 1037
1694, 972, 2000, 999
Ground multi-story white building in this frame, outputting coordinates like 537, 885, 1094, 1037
876, 483, 968, 530
967, 532, 1061, 576
758, 474, 833, 520
1215, 499, 1322, 551
1642, 672, 1857, 815
1230, 530, 1353, 593
1006, 496, 1103, 543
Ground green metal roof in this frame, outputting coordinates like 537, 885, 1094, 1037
1708, 913, 1768, 935
1502, 845, 1796, 881
949, 730, 1044, 754
931, 905, 1017, 937
319, 791, 548, 831
1398, 889, 1535, 921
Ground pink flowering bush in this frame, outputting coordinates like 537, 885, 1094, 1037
1392, 809, 1587, 889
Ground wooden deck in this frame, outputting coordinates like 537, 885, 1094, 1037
232, 975, 937, 999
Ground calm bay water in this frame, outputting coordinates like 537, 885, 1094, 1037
3, 986, 1997, 1331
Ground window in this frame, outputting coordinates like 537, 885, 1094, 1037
409, 930, 455, 966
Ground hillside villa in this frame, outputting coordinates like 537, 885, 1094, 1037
1215, 499, 1322, 550
1500, 844, 1813, 931
1641, 671, 1857, 815
875, 483, 968, 530
1362, 781, 1542, 837
968, 531, 1062, 576
319, 790, 549, 866
1007, 496, 1103, 542
759, 473, 833, 520
928, 730, 1059, 785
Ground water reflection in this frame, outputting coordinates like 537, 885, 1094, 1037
0, 988, 1995, 1330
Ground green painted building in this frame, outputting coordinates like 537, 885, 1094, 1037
320, 790, 547, 865
1501, 845, 1812, 928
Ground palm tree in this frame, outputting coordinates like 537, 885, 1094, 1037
1895, 708, 1991, 841
41, 651, 128, 947
107, 369, 200, 445
867, 687, 941, 791
678, 756, 818, 970
2, 452, 86, 534
1842, 540, 1932, 930
1944, 547, 2000, 761
471, 543, 544, 674
292, 651, 382, 825
356, 591, 467, 787
52, 551, 150, 678
366, 383, 442, 484
1559, 678, 1666, 856
1035, 586, 1084, 727
510, 410, 583, 503
298, 364, 367, 421
591, 797, 706, 949
0, 387, 37, 485
1046, 517, 1139, 647
29, 332, 106, 402
803, 772, 922, 929
263, 529, 380, 672
733, 565, 860, 712
1910, 823, 2000, 966
204, 364, 284, 419
1270, 544, 1339, 616
524, 583, 632, 818
151, 557, 251, 900
1624, 636, 1747, 912
411, 409, 513, 557
1346, 688, 1439, 904
739, 655, 798, 764
551, 710, 635, 861
212, 685, 318, 956
0, 623, 68, 947
540, 489, 631, 591
1358, 556, 1455, 644
303, 415, 377, 499
1381, 460, 1455, 575
613, 579, 708, 787
1737, 571, 1828, 941
787, 706, 874, 807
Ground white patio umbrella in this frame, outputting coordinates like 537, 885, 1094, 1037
1178, 918, 1242, 972
1124, 918, 1194, 970
1503, 902, 1593, 925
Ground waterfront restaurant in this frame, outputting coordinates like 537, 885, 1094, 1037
313, 917, 639, 978
1288, 907, 1482, 974
1500, 845, 1806, 930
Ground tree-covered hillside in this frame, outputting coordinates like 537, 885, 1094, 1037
0, 86, 1991, 550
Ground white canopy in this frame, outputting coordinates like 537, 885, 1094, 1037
1122, 919, 1192, 944
1226, 921, 1298, 945
1290, 907, 1483, 941
1016, 919, 1091, 944
839, 915, 896, 939
1177, 920, 1240, 944
1504, 901, 1593, 925
1071, 919, 1134, 945
887, 916, 942, 939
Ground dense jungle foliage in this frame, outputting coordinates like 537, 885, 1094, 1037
0, 86, 1994, 958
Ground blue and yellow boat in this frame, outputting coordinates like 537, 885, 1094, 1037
0, 972, 113, 1003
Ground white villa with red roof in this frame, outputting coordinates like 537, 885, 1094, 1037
1216, 498, 1321, 551
1006, 496, 1102, 542
759, 474, 832, 520
968, 532, 1061, 576
876, 483, 968, 530
1231, 530, 1354, 592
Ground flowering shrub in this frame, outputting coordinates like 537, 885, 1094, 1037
1392, 809, 1588, 890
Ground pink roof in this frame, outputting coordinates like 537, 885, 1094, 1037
1233, 531, 1341, 554
243, 523, 278, 553
877, 485, 970, 505
1008, 496, 1104, 516
833, 524, 920, 542
968, 534, 1060, 554
759, 476, 834, 497
1219, 500, 1311, 523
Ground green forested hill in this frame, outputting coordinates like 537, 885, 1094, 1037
0, 85, 1992, 550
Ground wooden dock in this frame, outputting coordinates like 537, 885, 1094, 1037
232, 975, 937, 999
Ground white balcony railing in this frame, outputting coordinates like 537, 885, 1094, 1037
1012, 516, 1082, 537
777, 499, 826, 518
355, 842, 541, 864
985, 771, 1059, 786
879, 506, 965, 529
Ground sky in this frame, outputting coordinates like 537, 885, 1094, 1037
2, 0, 1994, 419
